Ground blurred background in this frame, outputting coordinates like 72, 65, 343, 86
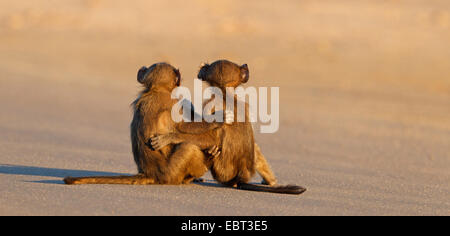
2, 0, 449, 91
0, 0, 449, 215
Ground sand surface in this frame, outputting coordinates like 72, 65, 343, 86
0, 0, 449, 215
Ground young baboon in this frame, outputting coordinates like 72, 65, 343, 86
64, 63, 221, 185
151, 60, 306, 194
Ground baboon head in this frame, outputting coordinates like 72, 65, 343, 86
198, 60, 249, 88
137, 62, 181, 90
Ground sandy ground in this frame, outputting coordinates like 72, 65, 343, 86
0, 0, 449, 215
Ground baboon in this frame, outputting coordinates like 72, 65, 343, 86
151, 60, 306, 194
64, 63, 222, 185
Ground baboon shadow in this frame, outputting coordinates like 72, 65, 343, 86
0, 164, 125, 184
0, 164, 261, 189
192, 178, 264, 191
192, 179, 226, 189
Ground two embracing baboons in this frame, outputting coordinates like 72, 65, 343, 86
64, 60, 306, 195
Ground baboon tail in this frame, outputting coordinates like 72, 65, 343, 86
63, 175, 155, 185
237, 183, 306, 195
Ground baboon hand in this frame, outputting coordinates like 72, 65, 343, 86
206, 145, 221, 159
149, 134, 172, 150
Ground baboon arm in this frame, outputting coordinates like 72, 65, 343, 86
175, 107, 233, 135
150, 129, 220, 150
177, 132, 219, 149
175, 120, 223, 134
149, 110, 221, 150
167, 100, 223, 134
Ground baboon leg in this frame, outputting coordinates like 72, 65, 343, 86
63, 174, 156, 185
222, 169, 253, 188
254, 144, 277, 186
163, 143, 209, 184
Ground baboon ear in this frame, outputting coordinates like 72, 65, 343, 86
198, 63, 210, 80
137, 66, 148, 84
174, 68, 181, 86
240, 64, 249, 83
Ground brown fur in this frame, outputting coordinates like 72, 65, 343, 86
64, 63, 220, 185
151, 60, 306, 194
